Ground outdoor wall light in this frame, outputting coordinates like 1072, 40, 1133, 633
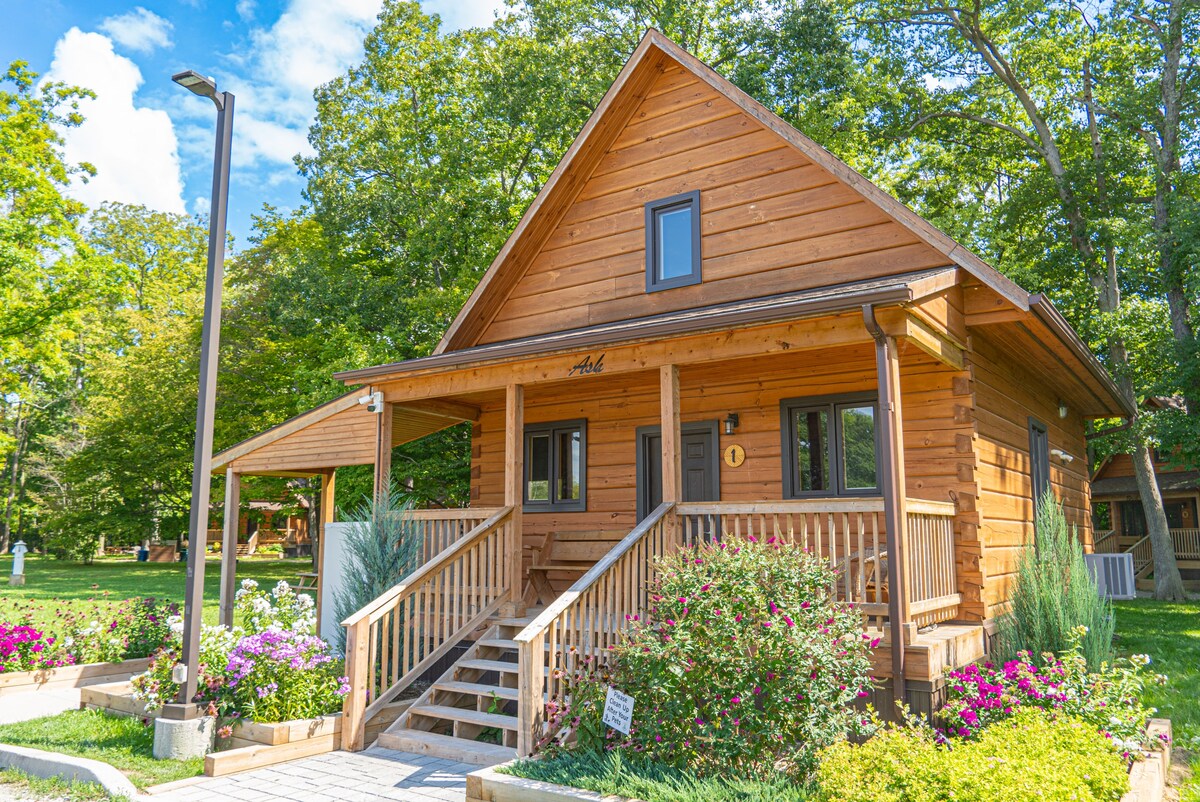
1058, 400, 1069, 419
1051, 448, 1075, 464
724, 412, 740, 435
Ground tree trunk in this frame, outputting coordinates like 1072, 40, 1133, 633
1131, 442, 1187, 599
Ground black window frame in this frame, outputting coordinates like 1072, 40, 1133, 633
1028, 417, 1050, 505
523, 419, 587, 512
645, 190, 702, 293
780, 392, 881, 498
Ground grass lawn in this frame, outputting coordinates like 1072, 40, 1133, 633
0, 554, 312, 631
0, 709, 202, 790
1113, 599, 1200, 800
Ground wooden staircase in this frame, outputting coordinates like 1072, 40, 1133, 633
375, 614, 538, 766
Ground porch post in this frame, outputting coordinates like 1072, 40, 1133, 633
504, 383, 525, 614
373, 393, 393, 502
660, 365, 682, 546
218, 468, 240, 628
865, 305, 911, 701
316, 469, 335, 632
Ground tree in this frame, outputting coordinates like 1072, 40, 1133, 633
850, 0, 1189, 599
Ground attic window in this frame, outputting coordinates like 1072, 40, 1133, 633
645, 190, 701, 292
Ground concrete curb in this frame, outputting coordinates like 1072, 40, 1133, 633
0, 742, 140, 799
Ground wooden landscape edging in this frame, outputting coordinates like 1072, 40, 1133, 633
0, 657, 151, 696
1121, 719, 1172, 802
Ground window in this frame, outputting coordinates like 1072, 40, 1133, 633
524, 420, 586, 511
645, 190, 701, 292
1028, 417, 1050, 504
781, 394, 879, 497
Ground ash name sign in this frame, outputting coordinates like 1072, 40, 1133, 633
602, 686, 634, 734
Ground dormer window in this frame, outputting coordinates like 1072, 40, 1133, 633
645, 190, 701, 292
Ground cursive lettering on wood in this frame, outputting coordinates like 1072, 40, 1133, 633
568, 353, 606, 377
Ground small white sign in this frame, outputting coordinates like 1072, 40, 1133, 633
602, 687, 634, 735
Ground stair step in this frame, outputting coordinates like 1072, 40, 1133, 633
409, 704, 518, 731
375, 729, 515, 767
478, 638, 518, 650
457, 658, 518, 674
434, 680, 519, 701
495, 617, 536, 627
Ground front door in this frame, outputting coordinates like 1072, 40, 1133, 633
636, 421, 720, 520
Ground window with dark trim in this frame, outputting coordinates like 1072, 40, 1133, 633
1028, 417, 1050, 504
781, 393, 879, 497
524, 419, 586, 511
645, 190, 701, 292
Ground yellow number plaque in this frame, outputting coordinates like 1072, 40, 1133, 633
723, 444, 746, 468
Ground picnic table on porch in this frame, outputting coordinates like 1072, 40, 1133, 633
294, 571, 319, 593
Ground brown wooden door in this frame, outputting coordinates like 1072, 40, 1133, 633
636, 421, 719, 520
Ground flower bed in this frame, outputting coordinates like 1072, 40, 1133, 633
0, 598, 177, 677
132, 579, 347, 728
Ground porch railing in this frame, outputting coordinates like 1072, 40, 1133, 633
1093, 530, 1120, 554
905, 500, 961, 627
513, 502, 675, 756
405, 508, 500, 563
1172, 528, 1200, 560
341, 506, 516, 751
1129, 535, 1153, 577
677, 499, 892, 628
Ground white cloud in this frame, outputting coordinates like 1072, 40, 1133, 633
236, 0, 257, 21
99, 7, 173, 54
192, 195, 211, 216
46, 28, 186, 214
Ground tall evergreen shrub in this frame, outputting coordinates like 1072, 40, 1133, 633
331, 487, 422, 651
995, 489, 1114, 668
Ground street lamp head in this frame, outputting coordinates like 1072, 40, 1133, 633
172, 70, 218, 98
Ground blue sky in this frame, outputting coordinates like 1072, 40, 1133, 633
2, 0, 506, 245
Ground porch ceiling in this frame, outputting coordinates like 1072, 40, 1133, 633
212, 393, 477, 477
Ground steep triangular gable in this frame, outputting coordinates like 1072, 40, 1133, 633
436, 29, 1030, 354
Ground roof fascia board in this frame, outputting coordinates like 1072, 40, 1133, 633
1028, 294, 1134, 417
211, 389, 365, 472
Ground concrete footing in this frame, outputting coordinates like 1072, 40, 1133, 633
152, 715, 215, 760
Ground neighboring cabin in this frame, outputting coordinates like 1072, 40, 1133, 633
210, 30, 1132, 761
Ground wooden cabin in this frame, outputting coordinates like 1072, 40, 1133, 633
1091, 399, 1200, 585
209, 30, 1131, 765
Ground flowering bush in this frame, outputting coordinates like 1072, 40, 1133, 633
0, 597, 178, 674
131, 579, 346, 725
225, 631, 349, 723
942, 627, 1163, 757
0, 624, 66, 673
816, 708, 1129, 802
234, 579, 315, 634
564, 535, 875, 780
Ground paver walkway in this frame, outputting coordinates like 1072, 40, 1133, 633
153, 747, 473, 802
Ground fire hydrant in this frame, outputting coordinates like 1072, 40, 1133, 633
10, 540, 28, 586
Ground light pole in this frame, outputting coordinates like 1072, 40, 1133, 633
167, 69, 234, 714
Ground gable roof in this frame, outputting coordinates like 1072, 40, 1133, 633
434, 28, 1031, 356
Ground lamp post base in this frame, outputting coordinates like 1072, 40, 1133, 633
8, 575, 24, 586
153, 715, 214, 760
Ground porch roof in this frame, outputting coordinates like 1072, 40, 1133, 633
333, 267, 957, 385
1091, 470, 1200, 499
211, 391, 477, 476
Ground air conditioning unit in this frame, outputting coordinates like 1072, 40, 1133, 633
1084, 553, 1136, 600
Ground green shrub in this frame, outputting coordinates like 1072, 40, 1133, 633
996, 489, 1114, 669
331, 487, 422, 652
502, 750, 810, 802
574, 535, 874, 780
816, 709, 1129, 802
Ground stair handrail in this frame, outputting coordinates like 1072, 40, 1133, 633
1092, 529, 1119, 554
341, 505, 516, 751
341, 506, 513, 627
512, 501, 675, 756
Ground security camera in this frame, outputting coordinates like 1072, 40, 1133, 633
1050, 448, 1074, 464
358, 391, 384, 414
